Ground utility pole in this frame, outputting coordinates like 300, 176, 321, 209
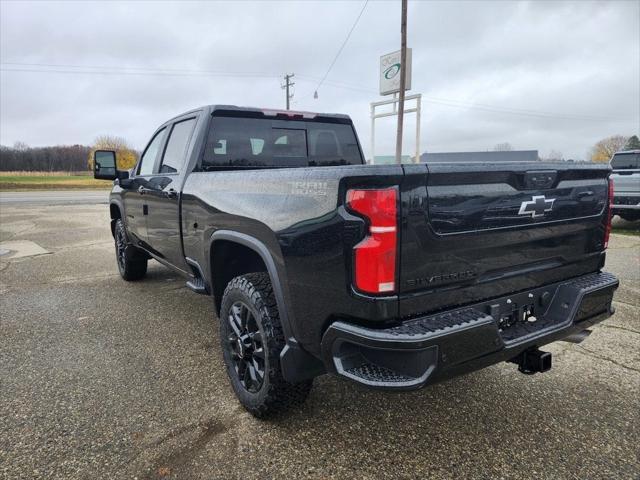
282, 73, 295, 110
395, 0, 408, 164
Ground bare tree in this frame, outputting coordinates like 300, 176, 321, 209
590, 135, 629, 163
0, 144, 90, 171
541, 150, 564, 161
493, 142, 513, 152
88, 135, 138, 170
93, 135, 130, 151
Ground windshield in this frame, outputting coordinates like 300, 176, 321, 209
611, 153, 640, 170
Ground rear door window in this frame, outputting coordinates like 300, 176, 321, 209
273, 129, 307, 157
138, 127, 166, 176
201, 115, 362, 169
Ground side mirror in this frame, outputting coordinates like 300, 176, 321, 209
117, 172, 133, 189
94, 150, 118, 180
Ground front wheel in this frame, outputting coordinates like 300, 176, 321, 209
114, 219, 148, 281
219, 272, 312, 417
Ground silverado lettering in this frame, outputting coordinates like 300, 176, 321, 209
406, 270, 477, 287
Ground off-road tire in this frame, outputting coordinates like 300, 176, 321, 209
114, 218, 148, 281
220, 272, 313, 417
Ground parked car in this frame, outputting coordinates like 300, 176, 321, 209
610, 149, 640, 221
94, 105, 618, 417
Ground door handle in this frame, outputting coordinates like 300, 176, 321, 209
165, 188, 178, 199
577, 190, 594, 198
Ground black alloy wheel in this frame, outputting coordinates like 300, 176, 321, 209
226, 301, 266, 393
219, 273, 313, 417
115, 222, 127, 272
113, 218, 147, 281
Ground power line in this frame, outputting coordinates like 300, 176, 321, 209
1, 62, 358, 85
0, 63, 367, 90
416, 97, 624, 122
0, 62, 281, 78
297, 79, 624, 122
313, 0, 368, 98
0, 63, 626, 122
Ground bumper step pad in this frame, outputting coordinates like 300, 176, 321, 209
322, 271, 618, 389
323, 307, 499, 389
384, 308, 493, 337
344, 364, 416, 384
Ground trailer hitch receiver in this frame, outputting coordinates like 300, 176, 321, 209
510, 347, 552, 375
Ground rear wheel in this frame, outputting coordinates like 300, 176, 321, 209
219, 272, 312, 417
114, 218, 148, 281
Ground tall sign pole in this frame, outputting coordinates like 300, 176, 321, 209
394, 0, 408, 164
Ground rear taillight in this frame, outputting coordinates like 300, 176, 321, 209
604, 177, 614, 249
346, 187, 398, 295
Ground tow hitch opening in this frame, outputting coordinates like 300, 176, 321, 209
510, 347, 552, 375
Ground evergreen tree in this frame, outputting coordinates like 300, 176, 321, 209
624, 135, 640, 150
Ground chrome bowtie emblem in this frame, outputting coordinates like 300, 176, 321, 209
518, 195, 555, 218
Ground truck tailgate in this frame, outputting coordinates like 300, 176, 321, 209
399, 162, 610, 318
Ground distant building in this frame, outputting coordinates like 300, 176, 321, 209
421, 150, 539, 163
371, 155, 413, 164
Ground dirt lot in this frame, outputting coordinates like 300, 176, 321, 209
1, 203, 638, 480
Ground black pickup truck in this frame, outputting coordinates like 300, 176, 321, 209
94, 105, 618, 417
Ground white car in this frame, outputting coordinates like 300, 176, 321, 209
610, 150, 640, 222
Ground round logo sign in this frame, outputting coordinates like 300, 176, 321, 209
384, 63, 401, 79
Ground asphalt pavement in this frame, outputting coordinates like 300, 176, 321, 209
1, 203, 638, 479
0, 190, 109, 205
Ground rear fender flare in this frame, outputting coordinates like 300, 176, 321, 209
207, 231, 324, 381
208, 230, 294, 342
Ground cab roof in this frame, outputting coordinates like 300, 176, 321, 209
166, 105, 352, 124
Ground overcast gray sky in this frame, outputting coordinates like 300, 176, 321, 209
1, 0, 639, 160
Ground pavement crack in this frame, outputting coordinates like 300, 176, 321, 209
574, 345, 640, 374
56, 240, 111, 251
0, 222, 37, 241
135, 418, 232, 479
613, 299, 640, 309
159, 285, 186, 292
4, 273, 120, 288
601, 324, 640, 335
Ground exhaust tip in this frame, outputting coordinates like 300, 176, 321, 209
562, 329, 592, 344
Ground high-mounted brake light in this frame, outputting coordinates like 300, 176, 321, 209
346, 187, 398, 295
261, 109, 317, 119
604, 177, 614, 249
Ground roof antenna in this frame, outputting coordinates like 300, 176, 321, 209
314, 90, 318, 99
